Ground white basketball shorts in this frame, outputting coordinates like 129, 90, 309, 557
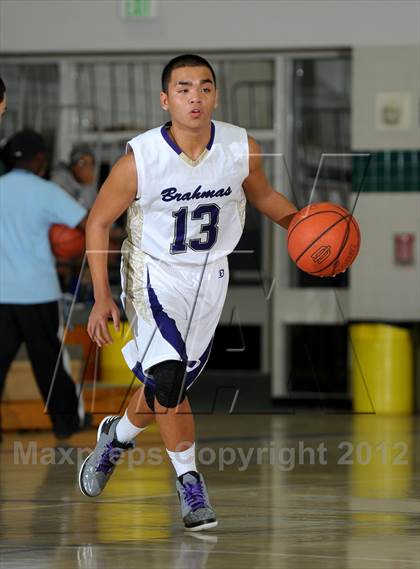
120, 250, 229, 392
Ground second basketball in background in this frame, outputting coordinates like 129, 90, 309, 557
49, 224, 85, 260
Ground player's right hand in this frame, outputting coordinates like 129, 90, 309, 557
87, 297, 120, 347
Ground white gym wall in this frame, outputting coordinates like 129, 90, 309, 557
0, 0, 418, 53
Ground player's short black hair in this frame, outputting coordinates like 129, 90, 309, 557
161, 54, 216, 93
0, 77, 5, 103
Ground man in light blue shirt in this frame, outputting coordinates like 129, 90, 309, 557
0, 130, 87, 438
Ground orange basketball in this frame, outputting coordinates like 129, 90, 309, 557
49, 224, 85, 260
287, 202, 361, 277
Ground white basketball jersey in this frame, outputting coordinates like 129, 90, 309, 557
125, 120, 249, 266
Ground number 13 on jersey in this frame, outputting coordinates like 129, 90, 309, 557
170, 204, 220, 254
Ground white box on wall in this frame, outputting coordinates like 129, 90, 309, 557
352, 46, 420, 150
375, 91, 412, 131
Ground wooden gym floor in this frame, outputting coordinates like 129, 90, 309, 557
1, 412, 420, 568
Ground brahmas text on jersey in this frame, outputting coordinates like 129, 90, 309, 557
124, 120, 249, 266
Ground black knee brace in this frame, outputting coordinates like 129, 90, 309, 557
144, 384, 156, 412
151, 360, 187, 409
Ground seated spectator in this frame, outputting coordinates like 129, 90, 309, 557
52, 143, 97, 209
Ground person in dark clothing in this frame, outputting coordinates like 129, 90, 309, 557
0, 130, 88, 438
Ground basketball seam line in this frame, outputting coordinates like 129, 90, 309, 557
287, 209, 347, 245
309, 220, 353, 275
301, 216, 360, 276
293, 214, 352, 265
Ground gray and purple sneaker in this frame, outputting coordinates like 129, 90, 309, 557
176, 471, 218, 531
78, 415, 134, 497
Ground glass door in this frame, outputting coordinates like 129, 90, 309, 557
288, 55, 352, 288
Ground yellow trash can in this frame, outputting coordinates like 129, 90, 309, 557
100, 321, 134, 385
350, 324, 413, 414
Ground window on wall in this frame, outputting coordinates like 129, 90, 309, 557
0, 64, 59, 142
289, 56, 352, 288
75, 60, 167, 133
0, 56, 277, 285
74, 59, 274, 133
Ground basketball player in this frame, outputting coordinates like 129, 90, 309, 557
79, 54, 297, 531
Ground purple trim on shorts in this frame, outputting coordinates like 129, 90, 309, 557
160, 121, 215, 155
186, 339, 213, 385
132, 362, 155, 389
132, 270, 214, 390
146, 268, 188, 361
132, 339, 213, 391
132, 361, 155, 388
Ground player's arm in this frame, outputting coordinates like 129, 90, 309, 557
86, 152, 137, 346
242, 136, 297, 229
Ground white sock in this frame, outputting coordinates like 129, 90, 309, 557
115, 410, 147, 443
166, 443, 197, 477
